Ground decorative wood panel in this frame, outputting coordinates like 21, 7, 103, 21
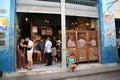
66, 30, 99, 62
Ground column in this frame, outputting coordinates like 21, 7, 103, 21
61, 0, 66, 68
99, 0, 117, 64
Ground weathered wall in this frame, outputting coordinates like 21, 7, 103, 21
0, 0, 16, 73
99, 0, 117, 64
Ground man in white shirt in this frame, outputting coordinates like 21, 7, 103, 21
25, 37, 33, 70
44, 37, 52, 66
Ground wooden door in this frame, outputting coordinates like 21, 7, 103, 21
77, 31, 88, 62
87, 31, 99, 61
66, 30, 99, 62
66, 30, 77, 60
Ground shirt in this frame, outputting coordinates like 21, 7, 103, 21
39, 41, 45, 52
45, 40, 52, 53
27, 40, 33, 53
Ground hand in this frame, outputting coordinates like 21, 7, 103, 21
21, 54, 24, 57
24, 45, 27, 47
44, 51, 45, 54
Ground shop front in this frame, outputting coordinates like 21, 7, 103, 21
16, 12, 99, 70
0, 0, 118, 73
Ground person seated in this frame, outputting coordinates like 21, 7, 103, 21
66, 53, 77, 72
33, 39, 42, 62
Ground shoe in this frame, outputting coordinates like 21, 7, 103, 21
55, 59, 58, 62
45, 64, 50, 66
28, 68, 32, 71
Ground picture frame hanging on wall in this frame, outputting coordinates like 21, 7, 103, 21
0, 17, 7, 31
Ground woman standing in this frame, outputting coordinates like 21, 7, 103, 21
17, 38, 26, 69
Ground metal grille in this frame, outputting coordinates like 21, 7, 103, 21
37, 0, 98, 6
66, 0, 98, 6
37, 0, 60, 2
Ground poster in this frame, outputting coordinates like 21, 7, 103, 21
0, 17, 7, 30
42, 29, 46, 35
32, 26, 37, 33
46, 28, 52, 35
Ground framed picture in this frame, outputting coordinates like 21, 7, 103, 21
46, 28, 52, 35
0, 32, 5, 38
41, 29, 46, 35
32, 26, 37, 33
0, 17, 7, 30
0, 40, 5, 46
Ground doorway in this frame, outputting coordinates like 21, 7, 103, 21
115, 19, 120, 63
16, 13, 62, 71
16, 13, 99, 71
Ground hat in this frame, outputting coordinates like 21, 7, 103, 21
57, 40, 62, 43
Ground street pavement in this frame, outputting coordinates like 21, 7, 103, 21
0, 63, 120, 80
56, 71, 120, 80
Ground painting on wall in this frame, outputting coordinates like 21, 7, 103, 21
41, 29, 46, 35
0, 17, 7, 30
46, 28, 52, 35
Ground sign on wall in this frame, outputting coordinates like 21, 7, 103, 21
0, 17, 7, 30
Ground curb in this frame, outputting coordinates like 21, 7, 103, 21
1, 64, 120, 79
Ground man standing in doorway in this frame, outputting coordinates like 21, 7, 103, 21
44, 37, 52, 66
25, 37, 34, 70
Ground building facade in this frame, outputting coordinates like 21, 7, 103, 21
0, 0, 119, 73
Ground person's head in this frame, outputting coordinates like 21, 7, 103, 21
70, 53, 74, 58
53, 36, 56, 40
57, 40, 62, 44
46, 37, 50, 41
20, 38, 24, 43
40, 38, 44, 42
25, 37, 30, 42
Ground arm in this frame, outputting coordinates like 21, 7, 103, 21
44, 47, 47, 54
17, 45, 22, 55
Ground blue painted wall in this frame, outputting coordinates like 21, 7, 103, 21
99, 0, 117, 64
0, 0, 16, 73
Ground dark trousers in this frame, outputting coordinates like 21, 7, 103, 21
46, 53, 52, 65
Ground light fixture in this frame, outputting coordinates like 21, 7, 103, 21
44, 19, 49, 23
86, 23, 89, 26
25, 18, 28, 21
71, 22, 74, 25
